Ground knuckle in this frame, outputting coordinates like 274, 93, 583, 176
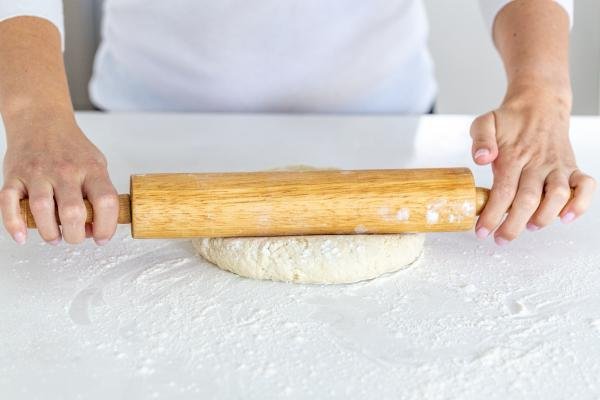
547, 185, 571, 201
55, 161, 78, 178
25, 159, 46, 177
470, 113, 492, 135
60, 203, 87, 223
91, 155, 108, 169
493, 184, 516, 201
29, 197, 54, 213
84, 152, 108, 170
518, 190, 541, 209
94, 192, 118, 210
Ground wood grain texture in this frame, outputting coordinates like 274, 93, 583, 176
130, 168, 478, 238
20, 194, 132, 228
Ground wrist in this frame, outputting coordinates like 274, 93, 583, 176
2, 98, 75, 137
503, 78, 572, 112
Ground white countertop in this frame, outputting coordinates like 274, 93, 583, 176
1, 113, 599, 399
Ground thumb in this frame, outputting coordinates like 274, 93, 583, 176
470, 112, 499, 165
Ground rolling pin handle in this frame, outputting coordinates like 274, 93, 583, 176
19, 194, 132, 229
475, 187, 490, 216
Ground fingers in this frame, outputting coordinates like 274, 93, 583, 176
54, 181, 87, 244
3, 172, 118, 246
475, 157, 522, 241
470, 112, 499, 165
27, 180, 62, 244
560, 170, 596, 223
0, 180, 27, 244
528, 171, 571, 229
478, 168, 595, 244
83, 173, 119, 245
494, 170, 544, 244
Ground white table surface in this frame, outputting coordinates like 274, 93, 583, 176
1, 113, 599, 400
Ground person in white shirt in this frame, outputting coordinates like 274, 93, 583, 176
0, 0, 595, 247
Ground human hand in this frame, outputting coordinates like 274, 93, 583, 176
0, 112, 119, 245
470, 86, 596, 245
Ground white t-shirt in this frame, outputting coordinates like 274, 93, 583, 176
1, 1, 573, 113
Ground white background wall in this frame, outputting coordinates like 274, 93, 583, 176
423, 0, 600, 115
64, 0, 600, 115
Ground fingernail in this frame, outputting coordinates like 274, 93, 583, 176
95, 238, 109, 246
526, 222, 540, 231
474, 148, 490, 160
495, 237, 509, 246
561, 212, 576, 224
13, 231, 26, 245
476, 227, 490, 239
48, 237, 62, 246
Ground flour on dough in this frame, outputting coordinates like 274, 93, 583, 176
193, 234, 424, 284
193, 165, 425, 284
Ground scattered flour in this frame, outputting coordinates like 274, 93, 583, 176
396, 208, 410, 222
354, 224, 368, 234
426, 209, 439, 224
1, 222, 600, 399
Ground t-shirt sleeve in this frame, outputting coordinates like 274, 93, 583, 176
0, 0, 64, 48
479, 0, 574, 34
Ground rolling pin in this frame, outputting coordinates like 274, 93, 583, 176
19, 168, 491, 238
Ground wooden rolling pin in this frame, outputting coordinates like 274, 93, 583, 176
19, 168, 491, 238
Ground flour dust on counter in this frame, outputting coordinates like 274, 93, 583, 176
2, 219, 600, 399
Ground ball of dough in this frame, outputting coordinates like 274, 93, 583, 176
192, 234, 425, 284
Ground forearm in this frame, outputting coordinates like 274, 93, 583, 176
493, 0, 572, 103
0, 16, 73, 139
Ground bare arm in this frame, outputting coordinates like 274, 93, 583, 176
0, 16, 72, 124
0, 16, 118, 245
494, 0, 571, 99
470, 0, 595, 244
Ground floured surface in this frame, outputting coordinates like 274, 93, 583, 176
1, 113, 600, 399
193, 234, 425, 284
2, 222, 600, 399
